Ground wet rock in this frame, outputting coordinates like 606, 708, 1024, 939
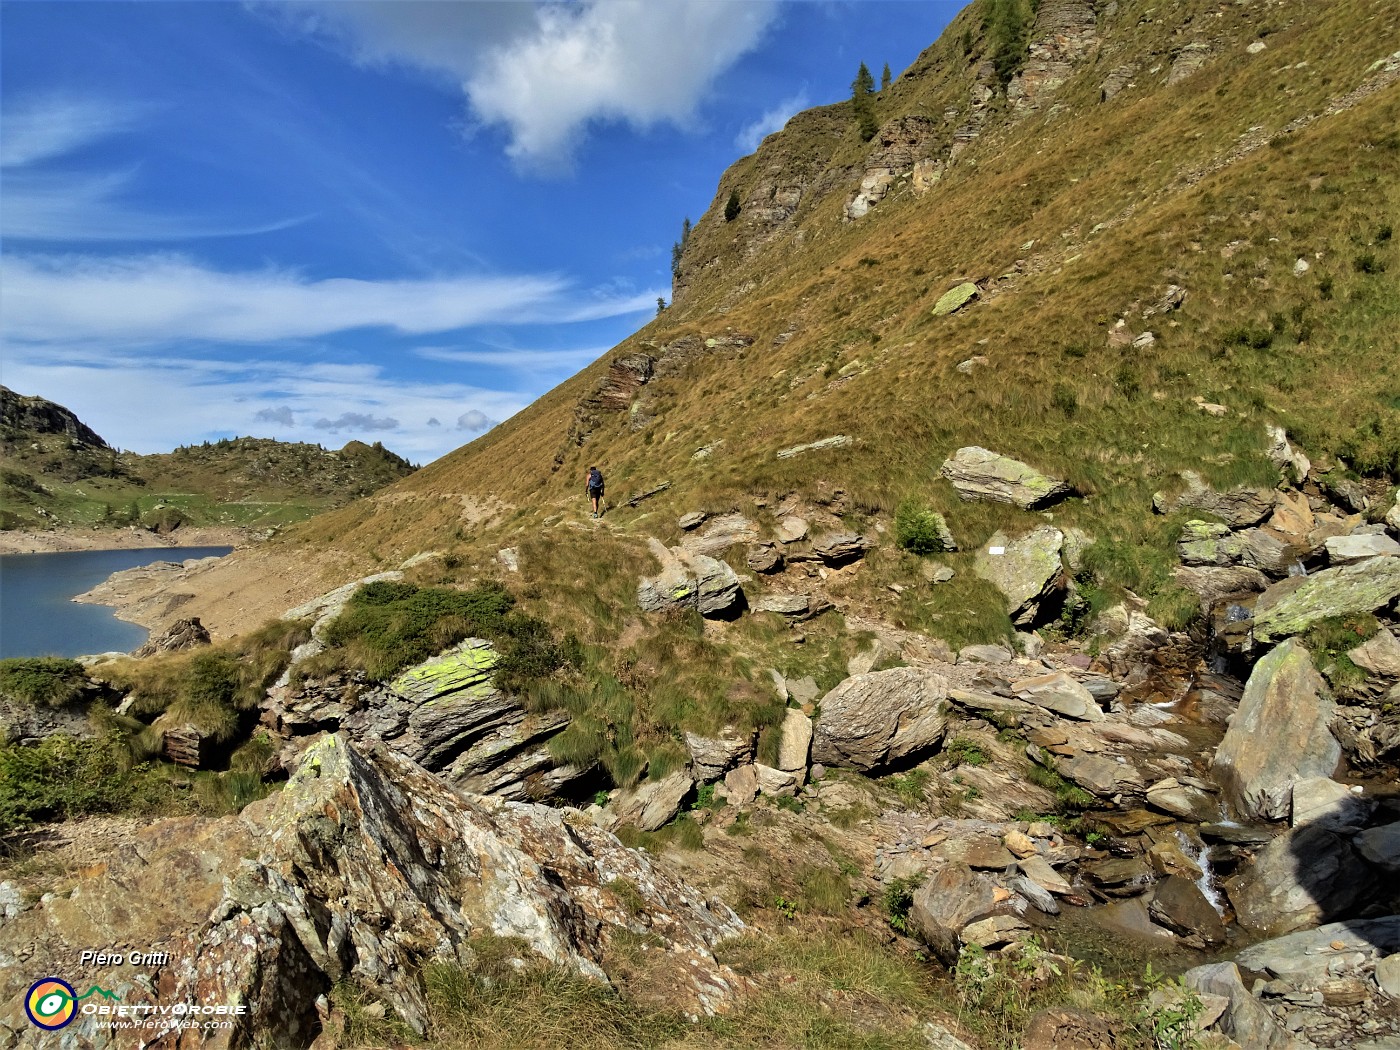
133, 616, 211, 657
684, 726, 754, 782
1227, 825, 1379, 936
940, 446, 1072, 509
1252, 557, 1400, 643
1183, 962, 1302, 1050
811, 667, 948, 772
1152, 472, 1276, 527
1010, 671, 1104, 721
1146, 778, 1218, 823
974, 527, 1066, 626
811, 531, 870, 565
1356, 823, 1400, 872
1291, 777, 1375, 831
609, 771, 694, 832
1150, 876, 1226, 946
1212, 639, 1340, 822
1351, 630, 1400, 677
1234, 918, 1400, 983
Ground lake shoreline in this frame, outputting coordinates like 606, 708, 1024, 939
0, 525, 256, 555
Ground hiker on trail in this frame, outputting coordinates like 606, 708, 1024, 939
586, 465, 605, 518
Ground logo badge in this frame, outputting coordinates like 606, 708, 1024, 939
25, 978, 78, 1030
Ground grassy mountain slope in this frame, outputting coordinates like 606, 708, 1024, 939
292, 0, 1398, 634
0, 387, 417, 532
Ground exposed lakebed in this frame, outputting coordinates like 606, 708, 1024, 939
0, 546, 232, 658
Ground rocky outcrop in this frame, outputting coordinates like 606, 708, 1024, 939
558, 352, 657, 459
637, 538, 743, 618
845, 116, 942, 220
1212, 639, 1339, 822
132, 616, 212, 657
12, 736, 744, 1045
974, 527, 1066, 626
1153, 472, 1276, 527
608, 770, 694, 832
1183, 962, 1303, 1050
940, 447, 1071, 509
811, 667, 948, 771
0, 385, 109, 447
685, 726, 754, 782
811, 531, 870, 565
909, 862, 1017, 965
680, 512, 760, 557
266, 640, 583, 801
1252, 557, 1400, 643
1007, 0, 1100, 111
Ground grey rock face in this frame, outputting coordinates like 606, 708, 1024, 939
608, 770, 694, 832
1010, 671, 1103, 721
974, 527, 1065, 626
161, 737, 745, 1040
811, 667, 948, 772
811, 531, 870, 565
684, 726, 754, 782
1182, 962, 1303, 1050
776, 708, 813, 775
1253, 557, 1400, 642
910, 863, 1016, 965
1356, 823, 1400, 872
637, 538, 743, 618
1327, 533, 1400, 564
1212, 639, 1339, 821
940, 446, 1072, 509
133, 616, 211, 657
1350, 629, 1400, 677
1291, 777, 1374, 831
746, 542, 783, 573
680, 512, 760, 557
1226, 825, 1379, 936
1149, 876, 1225, 945
1234, 918, 1400, 984
1152, 472, 1275, 527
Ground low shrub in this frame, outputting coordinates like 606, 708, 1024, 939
0, 657, 88, 708
894, 499, 952, 555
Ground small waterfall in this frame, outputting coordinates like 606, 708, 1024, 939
1178, 831, 1226, 916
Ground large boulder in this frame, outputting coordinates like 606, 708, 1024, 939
1226, 824, 1379, 936
909, 862, 1015, 965
1212, 639, 1339, 821
811, 667, 949, 772
1234, 917, 1400, 983
1326, 532, 1400, 565
1350, 629, 1400, 677
0, 737, 746, 1045
1183, 963, 1304, 1050
940, 446, 1071, 509
1252, 557, 1400, 643
679, 512, 760, 557
1010, 671, 1104, 721
776, 708, 813, 777
1149, 876, 1226, 946
608, 771, 694, 832
974, 527, 1066, 626
684, 726, 754, 782
637, 538, 743, 618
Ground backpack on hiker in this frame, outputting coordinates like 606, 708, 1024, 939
588, 467, 604, 492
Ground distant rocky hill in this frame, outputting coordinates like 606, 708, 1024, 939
0, 386, 416, 533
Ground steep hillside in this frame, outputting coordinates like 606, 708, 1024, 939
0, 386, 416, 533
290, 0, 1397, 627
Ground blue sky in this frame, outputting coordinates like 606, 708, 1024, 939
1, 1, 955, 464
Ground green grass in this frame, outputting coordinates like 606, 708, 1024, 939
0, 658, 88, 708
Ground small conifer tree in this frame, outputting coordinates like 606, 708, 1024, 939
851, 61, 879, 141
881, 63, 892, 91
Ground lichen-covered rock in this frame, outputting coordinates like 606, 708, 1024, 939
811, 667, 948, 771
637, 538, 743, 618
931, 282, 979, 316
1212, 639, 1339, 822
974, 527, 1066, 626
940, 447, 1071, 509
1252, 557, 1400, 643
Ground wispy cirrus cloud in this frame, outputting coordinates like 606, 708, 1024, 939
1, 253, 655, 345
0, 94, 312, 243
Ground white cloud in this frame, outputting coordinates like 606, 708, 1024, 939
456, 409, 496, 432
267, 0, 780, 168
0, 95, 140, 168
1, 352, 524, 463
1, 253, 656, 344
735, 89, 810, 154
414, 345, 608, 372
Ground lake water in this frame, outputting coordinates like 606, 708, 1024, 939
0, 547, 233, 659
